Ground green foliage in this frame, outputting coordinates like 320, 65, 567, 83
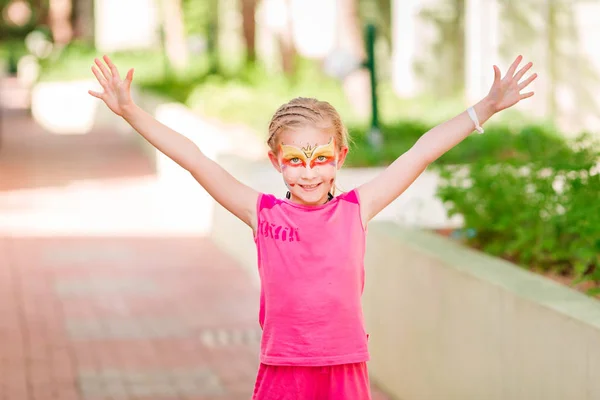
0, 38, 27, 73
437, 132, 600, 293
346, 121, 573, 167
358, 0, 392, 46
36, 41, 215, 84
172, 58, 358, 134
182, 0, 215, 36
416, 0, 465, 96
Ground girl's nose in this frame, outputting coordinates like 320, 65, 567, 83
301, 165, 317, 179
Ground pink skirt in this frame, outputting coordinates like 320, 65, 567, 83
252, 362, 372, 399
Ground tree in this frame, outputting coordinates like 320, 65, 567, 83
337, 0, 371, 117
48, 0, 73, 45
160, 0, 189, 72
417, 0, 465, 96
498, 0, 600, 129
241, 0, 257, 65
359, 0, 392, 48
72, 0, 94, 41
182, 0, 219, 72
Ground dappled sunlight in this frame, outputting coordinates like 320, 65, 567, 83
0, 108, 215, 236
0, 104, 156, 191
3, 0, 31, 27
0, 174, 214, 237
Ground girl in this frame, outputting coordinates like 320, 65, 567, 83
89, 55, 536, 399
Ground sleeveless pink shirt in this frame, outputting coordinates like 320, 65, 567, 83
254, 189, 370, 366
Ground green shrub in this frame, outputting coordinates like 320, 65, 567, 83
436, 132, 600, 294
346, 121, 575, 167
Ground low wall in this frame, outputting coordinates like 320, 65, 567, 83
364, 222, 600, 400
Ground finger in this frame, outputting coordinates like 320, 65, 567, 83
103, 55, 121, 81
514, 61, 533, 82
520, 91, 534, 100
506, 55, 523, 78
493, 65, 501, 83
518, 73, 538, 90
91, 66, 108, 88
94, 58, 112, 81
88, 90, 103, 99
124, 68, 134, 89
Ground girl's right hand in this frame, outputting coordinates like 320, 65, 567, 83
88, 55, 135, 117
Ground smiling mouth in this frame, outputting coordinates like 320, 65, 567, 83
299, 183, 322, 191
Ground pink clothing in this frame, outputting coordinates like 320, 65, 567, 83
254, 189, 369, 366
252, 362, 372, 399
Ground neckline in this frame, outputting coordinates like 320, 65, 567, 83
281, 195, 340, 210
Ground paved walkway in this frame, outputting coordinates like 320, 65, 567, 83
0, 106, 390, 399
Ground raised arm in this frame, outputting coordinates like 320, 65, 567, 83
357, 55, 537, 225
89, 55, 259, 230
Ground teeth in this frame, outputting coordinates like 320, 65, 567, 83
302, 184, 319, 189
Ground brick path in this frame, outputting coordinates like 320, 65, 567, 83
0, 105, 390, 399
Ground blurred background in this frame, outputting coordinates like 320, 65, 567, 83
0, 0, 599, 399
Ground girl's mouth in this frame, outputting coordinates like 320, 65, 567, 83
299, 183, 322, 191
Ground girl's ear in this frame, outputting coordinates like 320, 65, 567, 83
336, 146, 349, 170
268, 151, 282, 172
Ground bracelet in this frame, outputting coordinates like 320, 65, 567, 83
467, 106, 485, 134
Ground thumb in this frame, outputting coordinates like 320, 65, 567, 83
493, 65, 501, 83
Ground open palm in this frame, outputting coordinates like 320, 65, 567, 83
487, 55, 537, 112
88, 55, 134, 116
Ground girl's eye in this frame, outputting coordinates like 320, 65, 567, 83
290, 157, 301, 164
317, 156, 327, 162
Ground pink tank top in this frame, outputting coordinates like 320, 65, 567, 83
254, 189, 370, 366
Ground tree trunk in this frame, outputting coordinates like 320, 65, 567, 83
207, 0, 220, 73
450, 0, 465, 95
336, 0, 370, 118
161, 0, 189, 71
241, 0, 257, 65
72, 0, 94, 42
277, 0, 297, 76
32, 0, 49, 25
48, 0, 73, 45
546, 0, 558, 117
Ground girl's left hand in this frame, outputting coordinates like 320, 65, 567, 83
487, 55, 537, 113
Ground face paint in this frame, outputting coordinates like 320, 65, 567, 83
274, 129, 344, 206
280, 138, 336, 169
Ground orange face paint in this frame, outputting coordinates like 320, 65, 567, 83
280, 138, 336, 169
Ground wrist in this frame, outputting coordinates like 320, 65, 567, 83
473, 97, 496, 125
120, 102, 138, 120
479, 96, 497, 118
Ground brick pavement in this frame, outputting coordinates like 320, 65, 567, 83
0, 106, 391, 400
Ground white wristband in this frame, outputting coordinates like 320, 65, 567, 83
467, 106, 485, 134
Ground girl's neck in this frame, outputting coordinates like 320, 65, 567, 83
287, 192, 333, 206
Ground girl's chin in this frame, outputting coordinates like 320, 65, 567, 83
292, 189, 330, 204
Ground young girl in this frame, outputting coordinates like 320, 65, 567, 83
89, 55, 536, 399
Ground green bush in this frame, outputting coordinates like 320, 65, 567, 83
436, 132, 600, 294
346, 121, 575, 167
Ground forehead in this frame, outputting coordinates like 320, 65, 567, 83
278, 125, 334, 148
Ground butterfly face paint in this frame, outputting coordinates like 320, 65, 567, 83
280, 138, 337, 169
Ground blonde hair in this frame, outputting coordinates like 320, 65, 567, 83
267, 97, 350, 153
267, 97, 349, 196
